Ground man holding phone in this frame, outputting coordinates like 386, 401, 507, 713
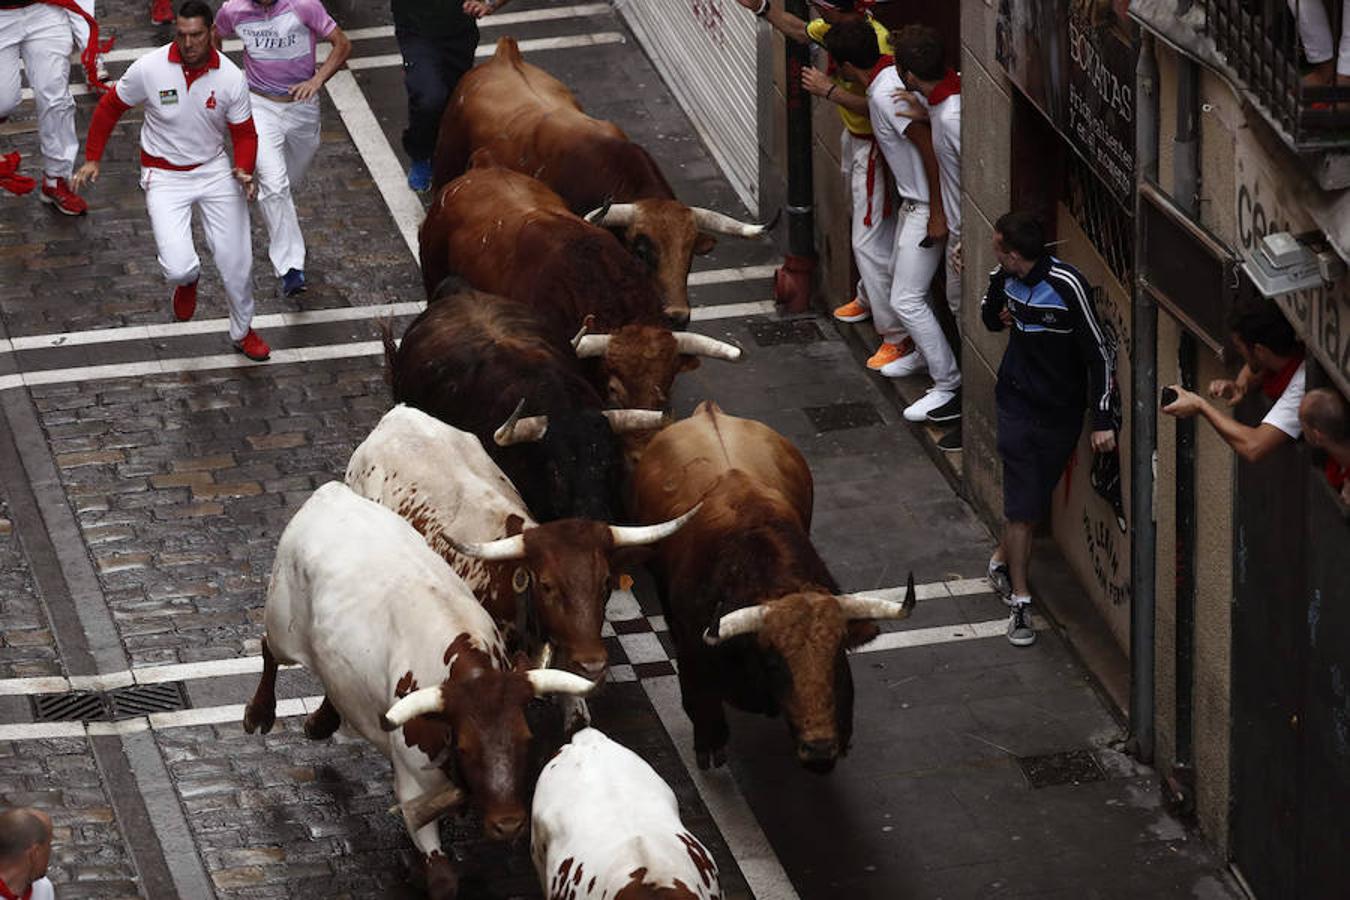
981, 211, 1116, 646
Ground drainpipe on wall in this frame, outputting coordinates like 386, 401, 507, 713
1169, 53, 1201, 817
1129, 33, 1160, 765
773, 0, 817, 313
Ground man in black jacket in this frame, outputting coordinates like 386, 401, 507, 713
981, 211, 1116, 646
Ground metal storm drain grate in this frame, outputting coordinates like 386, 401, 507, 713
1017, 750, 1106, 788
32, 682, 188, 723
747, 319, 825, 346
804, 402, 883, 433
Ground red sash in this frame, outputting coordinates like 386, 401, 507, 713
41, 0, 114, 95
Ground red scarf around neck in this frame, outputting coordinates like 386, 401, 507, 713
929, 68, 961, 105
1261, 350, 1304, 400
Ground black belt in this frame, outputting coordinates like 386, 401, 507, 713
0, 1, 37, 9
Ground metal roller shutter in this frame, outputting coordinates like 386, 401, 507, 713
617, 0, 759, 211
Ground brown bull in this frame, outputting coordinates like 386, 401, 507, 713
431, 36, 770, 325
631, 401, 916, 773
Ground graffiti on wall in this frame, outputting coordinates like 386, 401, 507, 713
1083, 507, 1131, 606
691, 0, 728, 46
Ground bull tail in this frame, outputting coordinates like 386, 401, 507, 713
495, 36, 523, 66
378, 318, 401, 396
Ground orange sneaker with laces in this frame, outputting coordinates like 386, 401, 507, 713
866, 337, 913, 370
233, 329, 271, 362
833, 297, 871, 323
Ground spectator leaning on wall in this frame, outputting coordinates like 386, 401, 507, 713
1299, 386, 1350, 505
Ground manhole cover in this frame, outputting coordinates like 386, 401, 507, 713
32, 682, 188, 723
803, 402, 883, 432
747, 319, 824, 346
1017, 750, 1105, 788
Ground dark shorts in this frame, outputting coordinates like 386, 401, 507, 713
996, 396, 1084, 523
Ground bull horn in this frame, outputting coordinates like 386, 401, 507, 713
448, 533, 528, 562
609, 502, 702, 548
702, 605, 770, 646
381, 686, 445, 731
601, 409, 666, 433
584, 203, 637, 227
526, 668, 599, 697
691, 207, 771, 239
672, 332, 743, 362
570, 314, 597, 350
393, 783, 467, 832
837, 572, 918, 621
574, 334, 612, 359
494, 399, 549, 446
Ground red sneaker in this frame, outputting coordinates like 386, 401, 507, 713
150, 0, 174, 24
172, 281, 197, 321
232, 329, 271, 362
39, 177, 87, 216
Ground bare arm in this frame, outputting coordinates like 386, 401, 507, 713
905, 121, 948, 242
800, 66, 869, 114
734, 0, 809, 44
1163, 386, 1292, 463
291, 26, 352, 100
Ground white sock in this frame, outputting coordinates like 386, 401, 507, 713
1011, 593, 1032, 607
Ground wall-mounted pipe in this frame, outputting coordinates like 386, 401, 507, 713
773, 0, 817, 313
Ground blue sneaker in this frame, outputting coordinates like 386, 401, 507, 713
281, 268, 306, 297
407, 159, 433, 193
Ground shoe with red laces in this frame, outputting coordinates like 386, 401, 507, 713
172, 281, 197, 321
232, 329, 271, 362
150, 0, 174, 24
39, 176, 87, 216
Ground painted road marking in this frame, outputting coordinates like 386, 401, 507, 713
0, 578, 996, 698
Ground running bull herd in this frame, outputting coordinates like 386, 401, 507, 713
239, 38, 917, 899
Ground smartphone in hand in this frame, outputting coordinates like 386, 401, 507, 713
1160, 386, 1178, 407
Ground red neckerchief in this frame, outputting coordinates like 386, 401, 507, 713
1261, 350, 1304, 400
929, 68, 961, 105
1326, 458, 1348, 489
0, 875, 32, 900
868, 54, 895, 83
0, 152, 36, 196
168, 42, 222, 92
34, 0, 114, 94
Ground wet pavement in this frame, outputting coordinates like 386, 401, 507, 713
0, 1, 1239, 898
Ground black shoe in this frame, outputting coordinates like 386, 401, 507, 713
925, 389, 961, 423
937, 423, 962, 453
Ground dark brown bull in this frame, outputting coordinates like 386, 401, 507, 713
383, 287, 662, 523
431, 36, 771, 325
631, 401, 916, 772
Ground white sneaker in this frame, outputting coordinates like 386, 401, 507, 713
903, 388, 957, 422
879, 348, 928, 378
96, 54, 109, 82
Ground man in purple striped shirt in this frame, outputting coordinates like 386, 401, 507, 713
215, 0, 350, 297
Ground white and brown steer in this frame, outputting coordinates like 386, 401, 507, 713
531, 727, 721, 900
243, 481, 595, 900
345, 405, 699, 681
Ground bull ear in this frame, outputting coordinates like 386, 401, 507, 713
844, 620, 880, 649
693, 233, 717, 255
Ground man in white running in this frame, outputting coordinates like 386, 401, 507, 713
73, 0, 272, 361
214, 0, 350, 297
0, 0, 89, 213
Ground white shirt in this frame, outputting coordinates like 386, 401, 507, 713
115, 45, 252, 167
866, 66, 929, 203
31, 877, 55, 900
1262, 361, 1307, 439
927, 93, 961, 234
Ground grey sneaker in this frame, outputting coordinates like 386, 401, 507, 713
988, 559, 1013, 605
1007, 603, 1036, 646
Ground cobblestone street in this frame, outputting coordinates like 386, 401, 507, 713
0, 2, 1242, 898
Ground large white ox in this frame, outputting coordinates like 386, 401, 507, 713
242, 481, 595, 900
531, 728, 721, 900
345, 405, 698, 680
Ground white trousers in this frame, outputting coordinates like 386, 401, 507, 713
1290, 0, 1350, 74
889, 201, 960, 392
68, 0, 93, 52
0, 4, 76, 178
142, 158, 255, 341
251, 93, 321, 276
842, 129, 896, 313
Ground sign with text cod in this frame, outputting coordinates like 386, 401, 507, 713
995, 0, 1139, 205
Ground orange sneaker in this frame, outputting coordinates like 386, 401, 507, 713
833, 297, 871, 323
866, 337, 913, 370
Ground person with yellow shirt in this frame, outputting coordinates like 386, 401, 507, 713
737, 1, 938, 372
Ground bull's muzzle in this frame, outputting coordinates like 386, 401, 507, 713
797, 738, 840, 773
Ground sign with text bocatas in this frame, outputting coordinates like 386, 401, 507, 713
1235, 126, 1350, 399
996, 0, 1138, 203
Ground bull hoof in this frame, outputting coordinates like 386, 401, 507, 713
303, 699, 341, 740
242, 703, 275, 735
425, 854, 459, 900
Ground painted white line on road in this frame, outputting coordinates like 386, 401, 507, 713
347, 33, 625, 73
856, 616, 1044, 654
324, 69, 424, 260
643, 674, 800, 900
687, 265, 777, 286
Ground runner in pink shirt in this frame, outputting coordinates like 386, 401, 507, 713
215, 0, 350, 297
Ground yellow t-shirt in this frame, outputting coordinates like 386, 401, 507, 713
805, 15, 893, 136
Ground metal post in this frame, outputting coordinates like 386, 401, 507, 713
1129, 33, 1159, 764
773, 0, 817, 313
